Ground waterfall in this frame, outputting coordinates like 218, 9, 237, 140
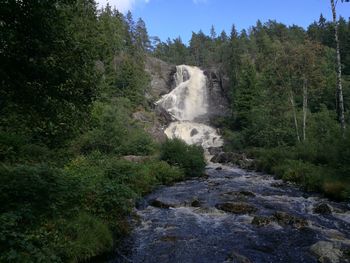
157, 65, 223, 150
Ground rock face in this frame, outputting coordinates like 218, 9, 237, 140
145, 56, 176, 99
204, 69, 230, 119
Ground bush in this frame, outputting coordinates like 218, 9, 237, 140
73, 100, 156, 156
59, 213, 113, 262
160, 139, 206, 177
144, 161, 185, 185
0, 164, 80, 217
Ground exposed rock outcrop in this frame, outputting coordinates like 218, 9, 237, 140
145, 56, 176, 99
204, 69, 230, 119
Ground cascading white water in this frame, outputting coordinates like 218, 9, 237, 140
157, 65, 223, 150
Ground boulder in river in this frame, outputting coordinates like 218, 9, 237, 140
251, 216, 272, 227
224, 251, 252, 263
215, 202, 258, 214
210, 152, 255, 169
149, 199, 175, 209
208, 146, 223, 155
310, 241, 343, 263
190, 199, 202, 207
273, 211, 308, 228
313, 203, 332, 215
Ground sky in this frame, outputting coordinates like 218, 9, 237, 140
97, 0, 350, 44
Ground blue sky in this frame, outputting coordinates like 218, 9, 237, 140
98, 0, 350, 44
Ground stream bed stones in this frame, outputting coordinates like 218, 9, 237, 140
120, 166, 350, 263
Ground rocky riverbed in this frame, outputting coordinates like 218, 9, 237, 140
115, 164, 350, 263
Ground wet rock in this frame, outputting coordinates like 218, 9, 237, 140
191, 199, 202, 207
239, 191, 256, 197
222, 191, 256, 198
215, 166, 223, 170
204, 69, 231, 119
190, 128, 198, 137
271, 182, 285, 188
210, 152, 255, 169
238, 159, 255, 170
208, 147, 223, 155
215, 202, 258, 214
313, 203, 332, 215
224, 251, 252, 263
210, 152, 240, 164
208, 181, 220, 187
160, 235, 178, 242
273, 212, 308, 228
149, 199, 175, 209
310, 241, 343, 263
251, 216, 272, 226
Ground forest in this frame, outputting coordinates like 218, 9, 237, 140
1, 0, 350, 262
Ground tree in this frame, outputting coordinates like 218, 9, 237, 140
210, 25, 217, 40
0, 0, 99, 144
135, 18, 151, 52
330, 0, 348, 136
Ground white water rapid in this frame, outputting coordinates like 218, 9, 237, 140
157, 65, 223, 150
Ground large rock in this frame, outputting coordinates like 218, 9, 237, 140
251, 216, 272, 227
313, 203, 332, 215
216, 202, 258, 214
208, 146, 223, 155
149, 199, 175, 209
204, 69, 230, 119
211, 151, 255, 169
273, 212, 308, 228
145, 56, 176, 99
310, 241, 343, 263
224, 251, 252, 263
210, 152, 240, 163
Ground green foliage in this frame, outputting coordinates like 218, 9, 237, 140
144, 161, 185, 186
59, 213, 113, 262
0, 0, 99, 145
160, 139, 206, 178
74, 99, 156, 156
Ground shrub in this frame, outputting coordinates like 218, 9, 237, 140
160, 139, 206, 177
144, 161, 185, 185
59, 213, 113, 262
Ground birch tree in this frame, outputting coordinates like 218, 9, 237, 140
330, 0, 348, 136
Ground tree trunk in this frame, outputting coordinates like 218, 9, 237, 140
302, 78, 308, 141
331, 0, 346, 136
289, 90, 300, 142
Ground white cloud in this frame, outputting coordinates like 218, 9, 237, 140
97, 0, 149, 13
